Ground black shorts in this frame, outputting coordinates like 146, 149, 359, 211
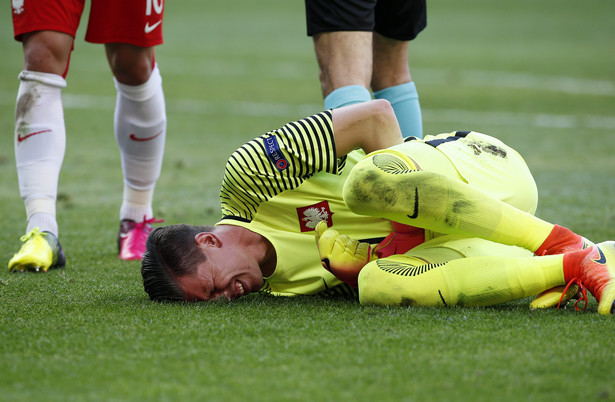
305, 0, 426, 41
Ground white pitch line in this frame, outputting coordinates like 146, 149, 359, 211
60, 94, 615, 131
157, 60, 615, 97
0, 93, 614, 130
413, 69, 615, 97
421, 108, 615, 130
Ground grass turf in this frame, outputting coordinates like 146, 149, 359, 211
1, 0, 615, 400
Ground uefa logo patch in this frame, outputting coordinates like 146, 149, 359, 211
297, 201, 333, 232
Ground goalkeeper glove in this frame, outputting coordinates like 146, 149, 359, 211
315, 221, 376, 288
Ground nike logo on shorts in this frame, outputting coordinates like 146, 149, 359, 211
145, 20, 162, 33
17, 129, 52, 143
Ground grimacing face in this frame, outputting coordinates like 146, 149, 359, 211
176, 234, 264, 301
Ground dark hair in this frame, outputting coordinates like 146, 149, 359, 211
141, 224, 214, 301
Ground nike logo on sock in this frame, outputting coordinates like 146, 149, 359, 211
17, 129, 52, 143
144, 20, 162, 33
407, 187, 419, 219
129, 131, 162, 142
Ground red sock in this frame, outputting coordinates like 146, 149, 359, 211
535, 224, 584, 256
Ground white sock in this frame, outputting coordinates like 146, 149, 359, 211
28, 209, 58, 236
14, 71, 67, 236
120, 184, 154, 222
114, 65, 166, 221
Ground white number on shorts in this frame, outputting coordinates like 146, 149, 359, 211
146, 0, 164, 16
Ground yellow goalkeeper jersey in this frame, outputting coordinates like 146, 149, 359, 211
216, 111, 393, 297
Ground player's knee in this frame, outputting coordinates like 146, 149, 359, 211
343, 151, 429, 214
343, 156, 381, 215
107, 44, 155, 85
112, 61, 153, 85
22, 31, 73, 75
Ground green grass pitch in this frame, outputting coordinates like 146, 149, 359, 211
1, 0, 614, 400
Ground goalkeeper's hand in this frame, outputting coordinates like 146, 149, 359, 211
314, 221, 376, 288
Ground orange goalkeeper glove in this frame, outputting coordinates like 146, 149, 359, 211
315, 221, 376, 288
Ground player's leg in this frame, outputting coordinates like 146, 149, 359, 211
107, 45, 166, 260
371, 35, 422, 139
16, 31, 72, 238
105, 44, 166, 218
313, 31, 373, 109
359, 237, 560, 307
9, 0, 83, 271
305, 0, 374, 109
87, 0, 166, 260
358, 236, 563, 307
343, 132, 586, 255
371, 0, 426, 138
11, 60, 69, 272
359, 236, 615, 314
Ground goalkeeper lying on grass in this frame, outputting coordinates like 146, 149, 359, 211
141, 100, 615, 315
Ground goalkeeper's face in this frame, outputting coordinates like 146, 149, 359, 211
175, 234, 264, 302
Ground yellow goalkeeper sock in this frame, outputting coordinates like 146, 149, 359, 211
344, 150, 554, 252
359, 253, 566, 307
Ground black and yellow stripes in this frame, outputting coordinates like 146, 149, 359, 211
220, 111, 342, 221
376, 259, 445, 277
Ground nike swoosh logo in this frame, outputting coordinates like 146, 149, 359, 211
129, 131, 162, 142
144, 20, 162, 33
592, 246, 607, 264
17, 129, 52, 143
407, 187, 419, 219
438, 290, 448, 307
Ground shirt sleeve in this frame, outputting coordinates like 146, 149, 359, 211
220, 110, 346, 222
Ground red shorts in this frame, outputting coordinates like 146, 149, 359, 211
12, 0, 164, 47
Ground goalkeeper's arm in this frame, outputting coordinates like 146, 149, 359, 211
331, 100, 403, 157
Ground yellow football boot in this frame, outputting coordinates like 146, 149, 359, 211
8, 228, 66, 272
